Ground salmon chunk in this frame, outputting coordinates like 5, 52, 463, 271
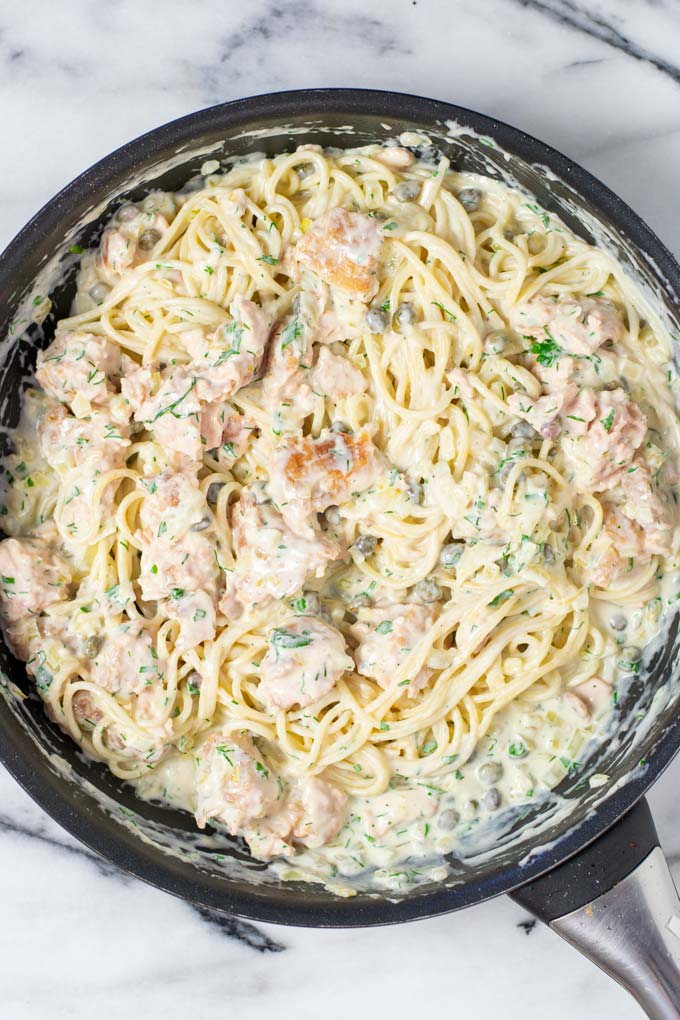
259, 617, 353, 711
311, 346, 367, 399
350, 602, 438, 694
122, 364, 215, 463
0, 535, 72, 623
268, 427, 380, 535
36, 331, 123, 411
291, 209, 383, 302
194, 732, 281, 832
562, 388, 647, 491
220, 489, 342, 618
139, 530, 217, 603
90, 621, 165, 699
182, 296, 270, 402
513, 296, 623, 356
162, 589, 216, 651
235, 775, 347, 859
138, 469, 207, 542
219, 412, 256, 461
621, 459, 672, 556
587, 467, 671, 586
38, 403, 130, 473
96, 209, 170, 285
290, 777, 347, 849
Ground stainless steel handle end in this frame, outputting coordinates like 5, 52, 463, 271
553, 847, 680, 1020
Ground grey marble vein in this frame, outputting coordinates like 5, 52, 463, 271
0, 808, 124, 879
192, 0, 411, 97
195, 906, 286, 953
0, 805, 282, 954
0, 25, 87, 83
219, 0, 410, 62
513, 0, 680, 84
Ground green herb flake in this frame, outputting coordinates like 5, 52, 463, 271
212, 322, 245, 367
280, 317, 303, 351
530, 327, 562, 367
270, 627, 312, 649
216, 744, 234, 766
600, 409, 615, 432
432, 301, 457, 322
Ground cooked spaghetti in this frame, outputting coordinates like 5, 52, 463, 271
1, 138, 678, 890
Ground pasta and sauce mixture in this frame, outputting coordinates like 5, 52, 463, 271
1, 138, 679, 893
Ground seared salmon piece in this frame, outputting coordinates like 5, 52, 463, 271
268, 427, 380, 534
291, 209, 383, 302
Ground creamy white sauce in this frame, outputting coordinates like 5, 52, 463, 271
1, 133, 680, 899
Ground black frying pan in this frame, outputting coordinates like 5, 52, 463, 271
2, 89, 680, 1018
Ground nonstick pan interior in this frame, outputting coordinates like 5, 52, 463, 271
1, 90, 680, 926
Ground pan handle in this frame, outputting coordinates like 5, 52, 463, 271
512, 798, 680, 1020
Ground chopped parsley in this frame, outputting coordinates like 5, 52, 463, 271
148, 378, 197, 422
600, 408, 615, 432
213, 321, 245, 367
508, 741, 527, 758
33, 652, 53, 694
216, 745, 234, 766
432, 301, 457, 322
270, 627, 312, 649
530, 326, 562, 367
280, 317, 302, 350
559, 757, 582, 775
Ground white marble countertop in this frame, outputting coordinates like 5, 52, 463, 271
2, 1, 680, 1016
